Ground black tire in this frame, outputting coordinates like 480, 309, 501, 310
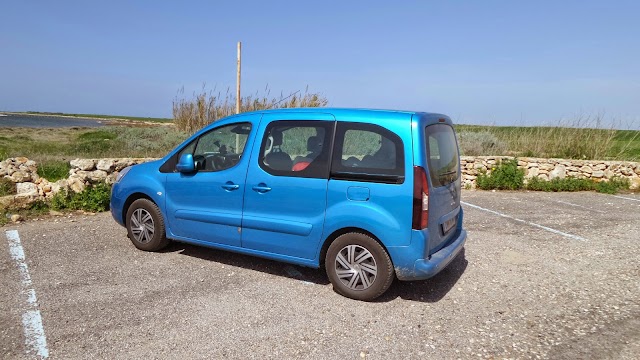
325, 232, 394, 301
125, 198, 170, 251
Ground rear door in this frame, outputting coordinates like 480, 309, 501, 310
241, 113, 335, 260
424, 123, 461, 254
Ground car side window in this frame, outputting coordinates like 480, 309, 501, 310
259, 120, 333, 179
331, 122, 404, 184
178, 122, 251, 172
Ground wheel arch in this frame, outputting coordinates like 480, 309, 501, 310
319, 227, 393, 268
122, 192, 156, 225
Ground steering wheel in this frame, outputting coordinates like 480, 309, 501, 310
203, 154, 226, 170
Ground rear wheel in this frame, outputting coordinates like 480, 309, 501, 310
125, 199, 169, 251
325, 232, 394, 301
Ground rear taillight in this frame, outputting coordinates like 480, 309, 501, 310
412, 166, 429, 230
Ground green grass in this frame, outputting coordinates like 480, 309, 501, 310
608, 130, 640, 160
77, 130, 118, 141
2, 109, 639, 175
37, 160, 71, 182
0, 126, 189, 165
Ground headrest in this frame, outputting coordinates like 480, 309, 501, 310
307, 136, 322, 152
271, 131, 284, 146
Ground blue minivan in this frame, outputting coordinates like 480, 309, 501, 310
110, 108, 467, 300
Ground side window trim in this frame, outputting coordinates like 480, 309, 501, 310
160, 122, 251, 173
258, 120, 335, 179
330, 121, 405, 184
330, 171, 405, 184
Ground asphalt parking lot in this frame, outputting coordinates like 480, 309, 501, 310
2, 191, 639, 359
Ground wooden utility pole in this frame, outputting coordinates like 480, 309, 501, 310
235, 41, 242, 152
236, 41, 242, 114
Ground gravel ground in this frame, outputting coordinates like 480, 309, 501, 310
1, 191, 639, 359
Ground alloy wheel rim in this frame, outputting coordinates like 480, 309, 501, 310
130, 208, 154, 244
335, 245, 378, 290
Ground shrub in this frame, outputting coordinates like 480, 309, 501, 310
595, 177, 630, 194
77, 130, 118, 141
476, 159, 524, 190
524, 176, 629, 194
457, 131, 507, 156
50, 183, 111, 212
103, 127, 188, 156
68, 127, 189, 159
525, 177, 595, 192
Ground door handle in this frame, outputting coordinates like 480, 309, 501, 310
221, 182, 240, 191
252, 183, 272, 193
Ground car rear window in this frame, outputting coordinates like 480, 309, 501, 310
425, 124, 460, 187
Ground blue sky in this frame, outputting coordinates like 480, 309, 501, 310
1, 0, 638, 127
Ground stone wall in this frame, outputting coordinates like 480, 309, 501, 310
0, 157, 157, 208
66, 158, 158, 193
461, 156, 640, 189
2, 156, 640, 208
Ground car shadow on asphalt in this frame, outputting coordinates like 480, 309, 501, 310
162, 243, 467, 303
375, 248, 468, 303
161, 242, 331, 285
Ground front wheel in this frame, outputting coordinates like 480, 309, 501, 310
325, 232, 394, 301
125, 199, 169, 251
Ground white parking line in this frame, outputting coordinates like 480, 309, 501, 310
612, 195, 640, 203
554, 200, 605, 213
5, 230, 49, 359
461, 201, 588, 241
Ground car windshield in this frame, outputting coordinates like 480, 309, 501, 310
425, 124, 460, 187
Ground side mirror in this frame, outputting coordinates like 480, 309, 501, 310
176, 153, 195, 173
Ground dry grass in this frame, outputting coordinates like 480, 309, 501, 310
173, 85, 328, 133
456, 114, 640, 161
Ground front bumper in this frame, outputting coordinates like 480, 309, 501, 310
110, 183, 125, 227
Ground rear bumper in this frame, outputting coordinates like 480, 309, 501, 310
395, 229, 467, 281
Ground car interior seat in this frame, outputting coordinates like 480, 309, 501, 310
293, 135, 324, 171
361, 136, 396, 169
263, 131, 293, 171
306, 135, 323, 160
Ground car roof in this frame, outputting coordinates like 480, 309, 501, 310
237, 107, 447, 120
